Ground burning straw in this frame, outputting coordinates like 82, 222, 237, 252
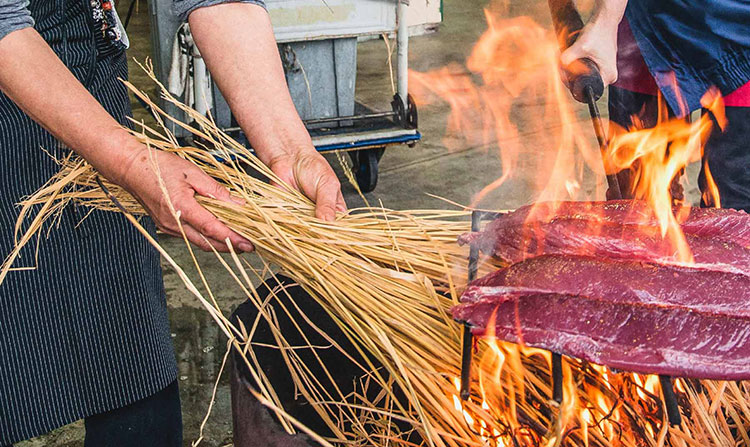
2, 63, 750, 447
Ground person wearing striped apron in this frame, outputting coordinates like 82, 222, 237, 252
0, 1, 345, 445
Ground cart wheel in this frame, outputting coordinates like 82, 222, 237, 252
351, 148, 384, 193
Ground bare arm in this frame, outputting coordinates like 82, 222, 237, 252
0, 28, 253, 252
560, 0, 628, 86
188, 3, 346, 221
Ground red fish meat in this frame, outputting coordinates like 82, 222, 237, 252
460, 215, 750, 276
452, 289, 750, 380
454, 201, 750, 379
461, 255, 750, 318
459, 201, 750, 249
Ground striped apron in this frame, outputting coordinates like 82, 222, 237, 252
0, 1, 177, 444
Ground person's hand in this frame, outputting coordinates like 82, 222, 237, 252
265, 146, 347, 222
116, 148, 255, 253
560, 8, 622, 87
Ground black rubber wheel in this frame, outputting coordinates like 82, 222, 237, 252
351, 148, 384, 193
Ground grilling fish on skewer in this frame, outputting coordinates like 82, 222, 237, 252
453, 285, 750, 380
455, 203, 750, 380
459, 200, 750, 250
460, 254, 750, 318
458, 202, 750, 276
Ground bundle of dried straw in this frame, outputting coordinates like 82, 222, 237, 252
3, 64, 750, 447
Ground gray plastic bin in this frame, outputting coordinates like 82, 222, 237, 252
280, 38, 357, 127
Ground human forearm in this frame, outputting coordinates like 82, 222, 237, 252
560, 0, 628, 85
0, 27, 253, 252
589, 0, 627, 28
0, 27, 142, 183
188, 3, 346, 220
187, 3, 309, 167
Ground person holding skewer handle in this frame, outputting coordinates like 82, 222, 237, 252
562, 0, 750, 211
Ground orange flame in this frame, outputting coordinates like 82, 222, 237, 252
431, 5, 723, 445
410, 12, 603, 208
449, 338, 684, 446
411, 7, 726, 264
605, 88, 725, 262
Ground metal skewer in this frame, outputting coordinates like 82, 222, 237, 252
547, 0, 682, 425
586, 84, 681, 424
660, 375, 682, 426
551, 353, 564, 403
584, 85, 622, 200
460, 211, 482, 400
579, 66, 683, 428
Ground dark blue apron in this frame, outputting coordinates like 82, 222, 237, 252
0, 1, 177, 443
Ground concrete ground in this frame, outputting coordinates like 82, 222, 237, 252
21, 0, 701, 446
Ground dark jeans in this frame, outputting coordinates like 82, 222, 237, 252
84, 379, 183, 447
698, 106, 750, 212
2, 379, 182, 447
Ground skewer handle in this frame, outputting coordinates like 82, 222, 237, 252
460, 212, 483, 400
547, 0, 605, 103
460, 325, 473, 400
584, 86, 623, 199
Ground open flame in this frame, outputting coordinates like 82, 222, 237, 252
410, 12, 603, 208
414, 3, 729, 445
604, 88, 726, 262
449, 336, 681, 446
410, 5, 726, 265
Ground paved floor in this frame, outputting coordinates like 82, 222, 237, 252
21, 0, 702, 445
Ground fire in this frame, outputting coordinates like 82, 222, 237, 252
452, 378, 476, 426
632, 373, 660, 401
411, 5, 726, 265
604, 88, 726, 262
450, 334, 683, 446
580, 408, 592, 447
410, 12, 603, 208
416, 3, 726, 446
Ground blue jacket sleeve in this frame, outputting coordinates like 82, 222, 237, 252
173, 0, 266, 22
0, 0, 34, 43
